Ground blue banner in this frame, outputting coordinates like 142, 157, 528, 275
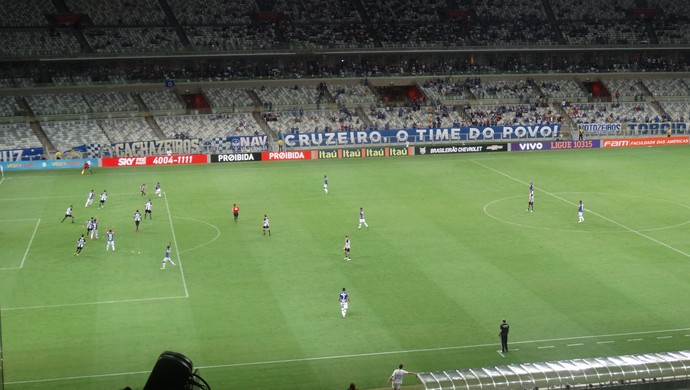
282, 125, 560, 148
0, 158, 98, 171
0, 147, 44, 162
577, 123, 621, 134
627, 122, 687, 135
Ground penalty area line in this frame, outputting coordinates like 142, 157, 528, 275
163, 191, 189, 298
20, 218, 40, 268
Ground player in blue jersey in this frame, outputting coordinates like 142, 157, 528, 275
161, 241, 176, 269
357, 208, 369, 229
339, 288, 350, 318
155, 182, 162, 197
85, 190, 95, 207
324, 175, 329, 194
529, 180, 533, 193
106, 228, 115, 251
578, 200, 584, 223
74, 234, 86, 256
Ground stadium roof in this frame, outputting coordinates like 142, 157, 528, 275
417, 350, 690, 390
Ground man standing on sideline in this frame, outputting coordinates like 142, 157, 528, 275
133, 210, 142, 232
339, 288, 350, 318
578, 200, 585, 223
343, 235, 351, 261
324, 175, 329, 194
387, 364, 417, 390
499, 319, 510, 352
144, 199, 153, 219
61, 205, 75, 223
232, 204, 239, 223
161, 241, 176, 269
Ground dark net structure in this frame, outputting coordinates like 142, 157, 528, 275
417, 351, 690, 390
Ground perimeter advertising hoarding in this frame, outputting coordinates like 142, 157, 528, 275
261, 151, 312, 161
314, 147, 410, 159
101, 154, 207, 167
414, 143, 508, 155
601, 137, 689, 148
511, 140, 600, 151
210, 153, 262, 163
0, 158, 96, 171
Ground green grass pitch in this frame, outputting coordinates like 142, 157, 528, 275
0, 146, 689, 390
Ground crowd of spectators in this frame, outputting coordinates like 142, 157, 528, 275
1, 0, 690, 58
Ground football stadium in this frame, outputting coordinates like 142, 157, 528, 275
0, 1, 689, 390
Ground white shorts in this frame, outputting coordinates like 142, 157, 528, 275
340, 302, 348, 310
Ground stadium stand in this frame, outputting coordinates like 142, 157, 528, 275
0, 123, 42, 150
0, 97, 22, 117
64, 0, 167, 26
83, 92, 139, 113
0, 0, 56, 27
138, 91, 185, 111
41, 120, 110, 152
567, 102, 662, 124
466, 104, 561, 126
24, 94, 91, 116
99, 118, 159, 143
155, 113, 261, 139
202, 88, 254, 109
0, 0, 689, 159
0, 30, 81, 57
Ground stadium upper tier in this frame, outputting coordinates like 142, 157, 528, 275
0, 0, 689, 58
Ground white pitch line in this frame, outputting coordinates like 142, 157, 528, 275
163, 191, 189, 298
19, 218, 40, 268
567, 343, 583, 347
596, 341, 614, 344
472, 160, 690, 259
538, 345, 555, 349
628, 338, 643, 342
5, 369, 151, 385
497, 350, 506, 357
0, 295, 188, 312
0, 192, 131, 202
6, 327, 690, 385
657, 336, 673, 339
